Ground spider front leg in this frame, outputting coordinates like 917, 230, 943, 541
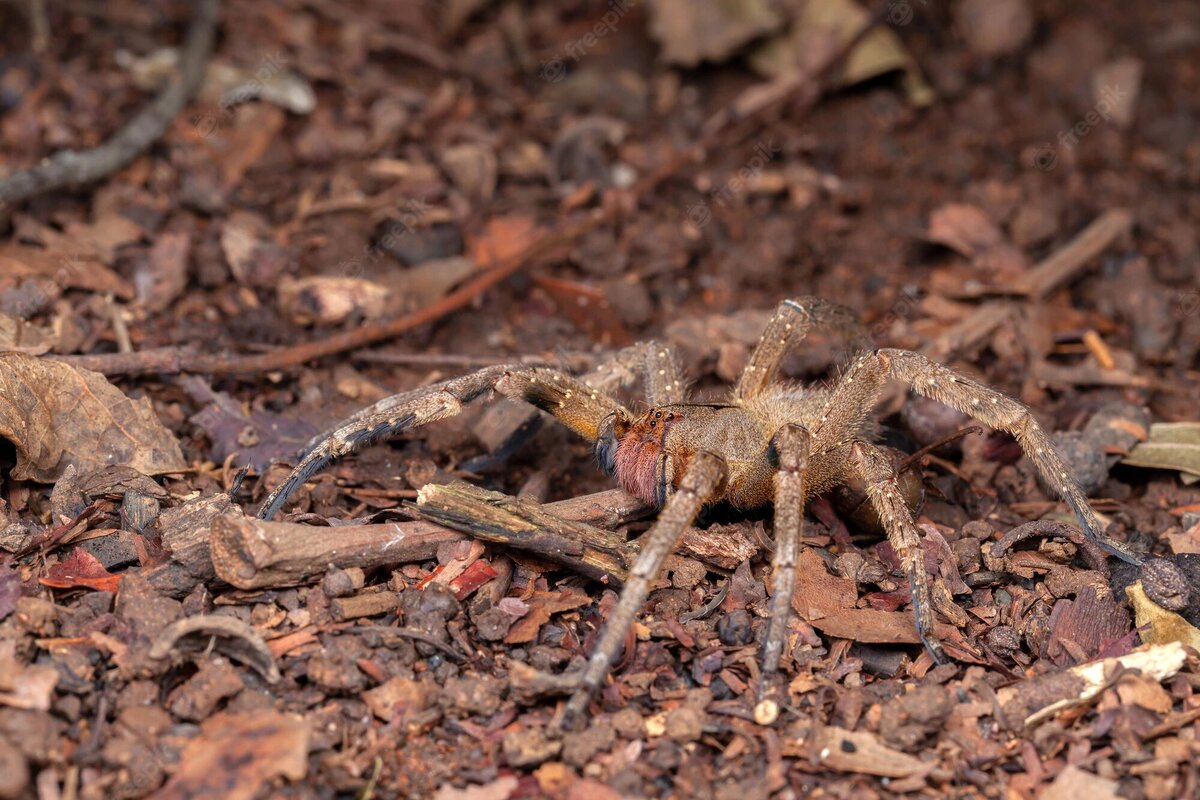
849, 441, 944, 662
558, 450, 727, 731
736, 296, 871, 401
754, 423, 810, 726
815, 349, 1143, 566
257, 365, 627, 520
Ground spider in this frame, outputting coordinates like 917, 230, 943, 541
257, 296, 1141, 728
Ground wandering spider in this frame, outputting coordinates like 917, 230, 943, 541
257, 297, 1141, 727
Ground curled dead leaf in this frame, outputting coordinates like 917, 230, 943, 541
0, 353, 186, 482
149, 614, 281, 683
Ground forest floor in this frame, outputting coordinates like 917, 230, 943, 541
2, 1, 1200, 798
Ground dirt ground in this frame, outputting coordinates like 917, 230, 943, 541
2, 1, 1200, 798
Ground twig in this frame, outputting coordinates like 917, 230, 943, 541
1014, 209, 1133, 300
923, 210, 1133, 360
0, 0, 220, 208
54, 10, 882, 378
210, 487, 650, 590
412, 483, 648, 586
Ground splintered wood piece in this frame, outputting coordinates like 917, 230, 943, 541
331, 591, 402, 621
210, 488, 650, 591
784, 725, 931, 780
995, 641, 1187, 730
413, 483, 642, 586
1014, 209, 1132, 300
211, 516, 462, 590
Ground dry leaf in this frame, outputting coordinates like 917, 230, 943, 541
0, 244, 133, 298
40, 548, 122, 593
1126, 581, 1200, 650
468, 214, 540, 268
182, 376, 318, 469
138, 231, 192, 313
749, 0, 933, 106
150, 710, 309, 800
927, 203, 1005, 258
504, 588, 591, 644
0, 353, 186, 482
1122, 423, 1200, 482
648, 0, 781, 68
0, 313, 53, 355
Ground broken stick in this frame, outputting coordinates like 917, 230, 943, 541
412, 483, 650, 586
211, 487, 650, 590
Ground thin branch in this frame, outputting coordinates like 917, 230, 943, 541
0, 0, 220, 208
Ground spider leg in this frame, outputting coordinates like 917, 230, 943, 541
754, 423, 810, 725
639, 341, 687, 405
257, 365, 627, 520
735, 296, 871, 401
558, 450, 726, 730
470, 341, 686, 463
849, 440, 945, 662
814, 348, 1142, 565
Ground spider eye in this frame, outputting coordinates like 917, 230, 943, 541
649, 420, 656, 428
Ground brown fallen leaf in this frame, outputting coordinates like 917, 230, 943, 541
648, 0, 781, 68
138, 231, 192, 313
42, 213, 146, 266
504, 588, 591, 644
925, 203, 1030, 281
0, 312, 53, 355
927, 203, 1005, 258
149, 709, 309, 800
468, 214, 540, 269
0, 244, 134, 298
790, 548, 857, 618
531, 274, 631, 346
182, 376, 317, 469
0, 353, 186, 482
0, 565, 18, 622
40, 548, 122, 593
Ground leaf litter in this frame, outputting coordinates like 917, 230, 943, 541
2, 1, 1200, 799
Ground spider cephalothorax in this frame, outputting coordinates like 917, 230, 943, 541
257, 297, 1142, 728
